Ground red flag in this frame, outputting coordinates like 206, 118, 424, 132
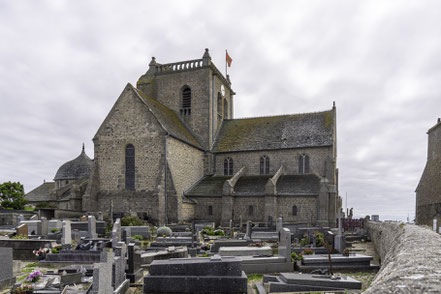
226, 51, 233, 67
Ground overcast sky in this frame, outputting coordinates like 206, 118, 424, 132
1, 0, 440, 221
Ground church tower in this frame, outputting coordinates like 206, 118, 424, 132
136, 49, 235, 148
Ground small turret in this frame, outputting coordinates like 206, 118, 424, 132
202, 48, 211, 66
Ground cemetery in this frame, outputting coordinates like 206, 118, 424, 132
0, 211, 440, 293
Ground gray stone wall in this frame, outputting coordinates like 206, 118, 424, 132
166, 137, 205, 222
154, 68, 211, 148
191, 195, 317, 225
215, 147, 335, 182
365, 221, 441, 293
416, 122, 441, 226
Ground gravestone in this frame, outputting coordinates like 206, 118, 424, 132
88, 215, 97, 238
144, 255, 247, 293
433, 218, 438, 232
335, 211, 346, 253
98, 212, 103, 221
16, 223, 28, 237
276, 217, 283, 233
62, 220, 72, 248
30, 215, 38, 220
17, 214, 24, 225
91, 250, 114, 294
127, 243, 143, 283
278, 228, 292, 261
112, 218, 121, 248
245, 221, 252, 239
48, 220, 62, 232
40, 217, 48, 235
113, 242, 127, 290
0, 247, 15, 290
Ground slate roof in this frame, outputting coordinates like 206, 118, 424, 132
133, 87, 202, 149
185, 174, 321, 197
54, 147, 93, 181
212, 109, 335, 153
25, 182, 56, 202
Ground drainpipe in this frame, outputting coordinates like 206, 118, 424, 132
164, 134, 169, 225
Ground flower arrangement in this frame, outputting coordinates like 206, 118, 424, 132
200, 243, 211, 251
25, 270, 43, 283
248, 242, 264, 248
301, 248, 313, 255
11, 285, 34, 293
33, 247, 50, 260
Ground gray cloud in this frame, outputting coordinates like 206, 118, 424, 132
1, 0, 440, 221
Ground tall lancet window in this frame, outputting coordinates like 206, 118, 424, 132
298, 154, 310, 174
224, 157, 233, 176
125, 144, 135, 190
260, 155, 270, 175
180, 86, 191, 116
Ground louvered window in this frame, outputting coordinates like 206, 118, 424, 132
180, 87, 191, 116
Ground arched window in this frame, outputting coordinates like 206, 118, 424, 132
208, 205, 213, 216
248, 205, 254, 216
217, 93, 223, 119
260, 155, 270, 175
224, 157, 233, 176
298, 154, 310, 174
292, 205, 298, 216
125, 144, 135, 190
180, 86, 191, 116
223, 99, 228, 119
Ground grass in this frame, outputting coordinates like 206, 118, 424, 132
247, 273, 263, 281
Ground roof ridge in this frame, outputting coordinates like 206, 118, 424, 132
227, 108, 334, 121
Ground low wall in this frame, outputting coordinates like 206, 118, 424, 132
365, 221, 441, 293
0, 239, 55, 260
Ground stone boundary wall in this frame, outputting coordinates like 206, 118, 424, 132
365, 221, 441, 293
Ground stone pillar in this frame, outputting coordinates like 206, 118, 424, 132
433, 218, 438, 232
88, 215, 97, 238
61, 220, 72, 248
276, 217, 283, 233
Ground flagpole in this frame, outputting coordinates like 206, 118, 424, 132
225, 49, 228, 77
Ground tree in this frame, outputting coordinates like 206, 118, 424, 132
0, 181, 28, 210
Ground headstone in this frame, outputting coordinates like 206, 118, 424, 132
91, 250, 114, 294
0, 247, 15, 289
113, 242, 127, 289
112, 218, 121, 248
40, 217, 48, 235
30, 215, 38, 220
433, 218, 438, 232
127, 243, 143, 283
98, 212, 103, 221
335, 211, 346, 253
267, 215, 273, 228
245, 221, 252, 239
17, 214, 24, 225
276, 217, 283, 233
16, 223, 28, 237
88, 215, 97, 238
278, 228, 292, 261
62, 220, 72, 248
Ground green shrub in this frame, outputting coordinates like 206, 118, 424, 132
12, 234, 28, 239
299, 234, 309, 247
35, 202, 56, 209
291, 252, 303, 262
121, 216, 144, 226
313, 231, 324, 247
157, 226, 172, 237
50, 228, 60, 233
202, 226, 215, 236
132, 234, 143, 241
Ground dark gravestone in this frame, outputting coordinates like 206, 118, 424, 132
0, 247, 15, 290
126, 243, 143, 284
144, 256, 247, 293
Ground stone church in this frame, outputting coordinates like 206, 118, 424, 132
416, 118, 441, 226
26, 49, 340, 227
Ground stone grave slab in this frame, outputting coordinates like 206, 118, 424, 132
219, 246, 272, 256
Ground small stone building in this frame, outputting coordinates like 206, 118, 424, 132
416, 118, 441, 226
27, 49, 340, 227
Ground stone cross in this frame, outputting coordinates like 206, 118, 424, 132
276, 217, 283, 233
62, 220, 72, 247
88, 215, 97, 238
112, 218, 121, 248
91, 250, 114, 294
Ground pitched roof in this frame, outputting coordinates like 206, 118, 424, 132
25, 182, 56, 202
133, 86, 202, 149
212, 109, 335, 153
185, 174, 321, 197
